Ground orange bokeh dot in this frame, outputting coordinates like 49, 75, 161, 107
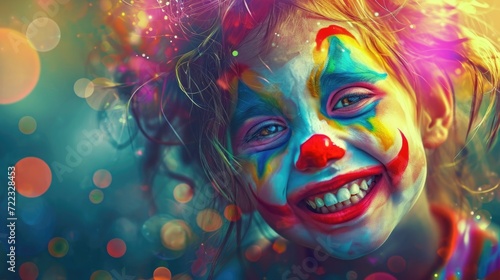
161, 220, 191, 251
0, 28, 41, 104
15, 157, 52, 198
153, 267, 172, 280
365, 272, 397, 280
196, 209, 223, 232
48, 237, 69, 258
93, 169, 112, 188
19, 262, 39, 280
173, 183, 193, 203
107, 238, 126, 258
224, 204, 242, 222
90, 270, 112, 280
245, 245, 262, 262
272, 238, 287, 254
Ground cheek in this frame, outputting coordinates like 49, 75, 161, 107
366, 117, 395, 151
241, 149, 289, 192
386, 130, 410, 185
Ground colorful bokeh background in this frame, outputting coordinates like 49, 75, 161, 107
0, 0, 500, 279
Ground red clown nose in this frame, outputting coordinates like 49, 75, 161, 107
296, 134, 345, 171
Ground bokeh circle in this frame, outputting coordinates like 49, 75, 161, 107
26, 18, 61, 52
48, 237, 69, 258
19, 116, 37, 134
19, 262, 39, 280
107, 238, 126, 258
0, 28, 41, 104
15, 157, 52, 198
153, 267, 172, 280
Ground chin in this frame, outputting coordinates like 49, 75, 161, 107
310, 231, 389, 260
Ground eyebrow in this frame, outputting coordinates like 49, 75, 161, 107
321, 71, 386, 91
231, 84, 284, 130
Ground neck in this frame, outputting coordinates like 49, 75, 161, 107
378, 194, 442, 278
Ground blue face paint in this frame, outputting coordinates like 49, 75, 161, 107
231, 83, 282, 131
231, 80, 291, 179
318, 37, 387, 116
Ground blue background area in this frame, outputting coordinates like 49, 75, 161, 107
0, 0, 499, 279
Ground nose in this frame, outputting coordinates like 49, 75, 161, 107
296, 134, 345, 172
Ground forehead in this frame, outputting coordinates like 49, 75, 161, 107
234, 18, 361, 71
230, 19, 386, 98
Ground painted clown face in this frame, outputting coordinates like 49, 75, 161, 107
229, 19, 428, 259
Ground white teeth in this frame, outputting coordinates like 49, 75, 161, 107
358, 190, 366, 199
304, 175, 378, 214
324, 193, 338, 207
315, 197, 325, 208
307, 200, 317, 209
349, 183, 360, 195
360, 180, 369, 191
336, 188, 351, 202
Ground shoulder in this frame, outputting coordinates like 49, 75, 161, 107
433, 205, 500, 279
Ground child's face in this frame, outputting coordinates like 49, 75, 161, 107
230, 18, 429, 259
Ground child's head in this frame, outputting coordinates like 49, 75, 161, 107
227, 19, 431, 258
110, 0, 499, 263
202, 0, 498, 258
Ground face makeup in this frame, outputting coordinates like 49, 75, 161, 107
230, 20, 428, 259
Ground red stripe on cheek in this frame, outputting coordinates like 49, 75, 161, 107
386, 130, 409, 185
315, 25, 356, 51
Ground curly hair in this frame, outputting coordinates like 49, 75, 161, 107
100, 0, 500, 277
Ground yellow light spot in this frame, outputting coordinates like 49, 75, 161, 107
0, 28, 40, 104
19, 116, 37, 134
173, 183, 193, 203
161, 220, 192, 251
196, 209, 222, 232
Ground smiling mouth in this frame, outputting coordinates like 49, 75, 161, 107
301, 174, 381, 214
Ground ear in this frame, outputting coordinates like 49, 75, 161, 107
420, 76, 454, 149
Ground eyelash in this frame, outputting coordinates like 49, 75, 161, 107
332, 93, 371, 110
245, 123, 287, 143
327, 86, 376, 116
